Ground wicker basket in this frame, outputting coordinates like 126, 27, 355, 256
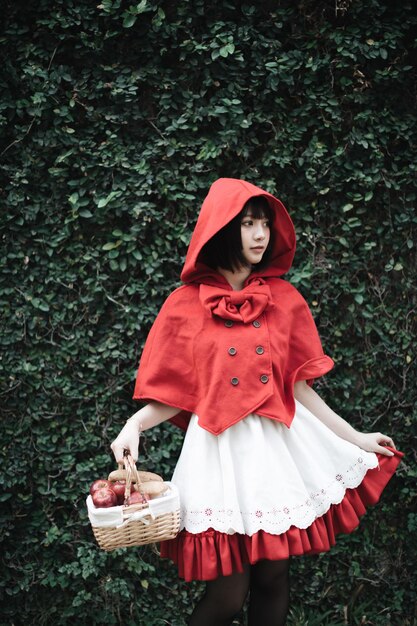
86, 454, 180, 551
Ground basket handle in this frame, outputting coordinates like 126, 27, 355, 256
121, 451, 142, 505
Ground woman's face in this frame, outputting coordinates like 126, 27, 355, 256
240, 211, 271, 267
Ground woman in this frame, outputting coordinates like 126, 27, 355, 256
111, 178, 402, 626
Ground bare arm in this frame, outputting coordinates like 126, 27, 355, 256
110, 401, 180, 462
293, 380, 395, 457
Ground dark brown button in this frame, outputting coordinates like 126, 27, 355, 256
256, 346, 264, 355
260, 374, 269, 384
231, 377, 239, 386
225, 320, 234, 328
228, 347, 237, 356
252, 320, 261, 328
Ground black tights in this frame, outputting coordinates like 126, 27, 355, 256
188, 559, 290, 626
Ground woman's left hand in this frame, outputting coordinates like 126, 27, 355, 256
354, 431, 396, 456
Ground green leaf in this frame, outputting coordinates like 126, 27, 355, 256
123, 14, 137, 28
97, 191, 118, 208
102, 240, 122, 250
136, 0, 149, 14
56, 149, 75, 164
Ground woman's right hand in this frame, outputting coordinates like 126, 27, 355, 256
110, 417, 141, 463
110, 401, 180, 464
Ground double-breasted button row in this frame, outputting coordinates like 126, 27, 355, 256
231, 374, 269, 385
225, 319, 261, 328
224, 315, 269, 387
228, 346, 264, 356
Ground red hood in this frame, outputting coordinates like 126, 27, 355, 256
180, 178, 296, 285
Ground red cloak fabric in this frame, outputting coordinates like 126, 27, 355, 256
133, 178, 334, 434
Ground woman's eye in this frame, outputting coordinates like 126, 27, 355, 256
242, 220, 253, 226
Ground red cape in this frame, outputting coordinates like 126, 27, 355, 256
133, 178, 334, 434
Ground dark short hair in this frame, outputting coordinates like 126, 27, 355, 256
200, 195, 275, 272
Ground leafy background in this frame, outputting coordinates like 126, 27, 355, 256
1, 0, 416, 624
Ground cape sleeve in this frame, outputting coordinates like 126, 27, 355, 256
132, 287, 199, 431
285, 285, 334, 389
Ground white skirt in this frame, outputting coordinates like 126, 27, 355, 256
171, 400, 379, 537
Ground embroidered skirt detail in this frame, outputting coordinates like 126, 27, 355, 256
160, 400, 402, 581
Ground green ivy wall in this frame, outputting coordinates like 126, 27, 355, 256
1, 0, 416, 624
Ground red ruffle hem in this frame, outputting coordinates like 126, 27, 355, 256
159, 449, 403, 581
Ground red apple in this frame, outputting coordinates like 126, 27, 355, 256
92, 487, 118, 508
90, 479, 111, 496
127, 491, 148, 505
110, 480, 127, 505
